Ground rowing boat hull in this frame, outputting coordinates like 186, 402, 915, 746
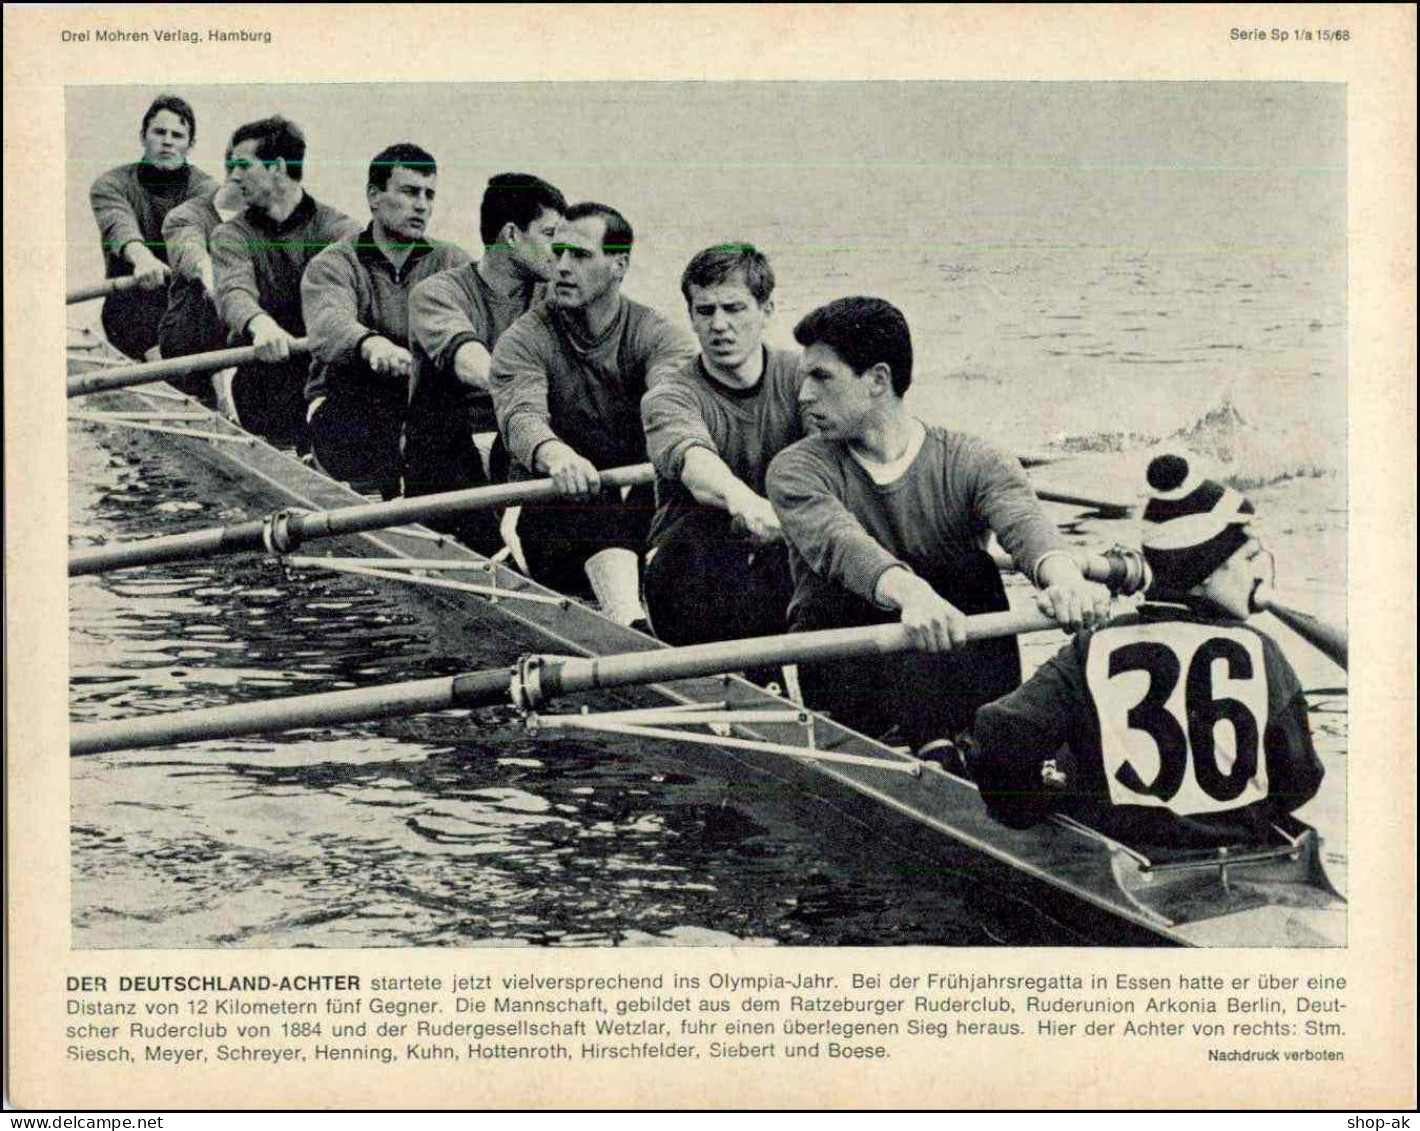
66, 359, 1346, 947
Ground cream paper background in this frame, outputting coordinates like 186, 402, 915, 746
4, 3, 1415, 1111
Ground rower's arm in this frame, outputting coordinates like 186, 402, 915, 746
637, 313, 701, 392
1259, 634, 1326, 812
767, 444, 902, 601
89, 168, 149, 267
451, 343, 493, 390
161, 198, 213, 283
680, 448, 759, 510
301, 246, 380, 368
971, 644, 1084, 828
409, 274, 492, 391
211, 220, 269, 338
641, 381, 771, 519
967, 437, 1071, 582
489, 319, 561, 473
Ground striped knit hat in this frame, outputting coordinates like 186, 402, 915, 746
1142, 453, 1254, 596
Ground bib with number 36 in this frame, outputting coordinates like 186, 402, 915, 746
1086, 621, 1269, 814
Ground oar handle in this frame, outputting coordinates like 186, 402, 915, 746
67, 339, 312, 398
989, 544, 1149, 596
66, 276, 143, 305
1251, 585, 1348, 671
69, 609, 1059, 756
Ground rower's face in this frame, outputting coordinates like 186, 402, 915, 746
369, 166, 437, 243
213, 151, 244, 211
227, 139, 279, 210
551, 217, 626, 310
797, 342, 878, 440
687, 276, 772, 376
507, 207, 563, 282
140, 110, 192, 171
1201, 535, 1269, 620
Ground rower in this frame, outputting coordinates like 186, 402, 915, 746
765, 296, 1109, 750
211, 116, 361, 451
641, 243, 802, 646
301, 143, 472, 496
489, 203, 698, 624
406, 173, 568, 555
969, 454, 1325, 847
154, 143, 244, 400
88, 95, 217, 360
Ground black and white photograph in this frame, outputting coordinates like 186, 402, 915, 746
7, 3, 1414, 1114
63, 79, 1349, 949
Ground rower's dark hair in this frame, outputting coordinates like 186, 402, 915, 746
563, 202, 634, 256
229, 116, 307, 182
680, 244, 775, 307
479, 173, 567, 248
368, 143, 437, 191
141, 95, 197, 146
793, 296, 914, 396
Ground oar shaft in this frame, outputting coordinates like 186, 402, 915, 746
295, 464, 655, 543
67, 340, 311, 398
66, 277, 142, 305
1033, 488, 1132, 518
70, 520, 269, 576
1252, 586, 1348, 671
71, 670, 513, 758
538, 609, 1057, 703
68, 464, 657, 577
69, 610, 1056, 756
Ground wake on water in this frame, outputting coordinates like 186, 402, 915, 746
1044, 394, 1339, 491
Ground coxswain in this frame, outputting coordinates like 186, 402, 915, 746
406, 173, 568, 555
211, 116, 361, 450
301, 143, 472, 495
88, 94, 216, 360
155, 143, 244, 399
969, 453, 1325, 847
765, 296, 1109, 749
640, 243, 802, 646
489, 203, 697, 624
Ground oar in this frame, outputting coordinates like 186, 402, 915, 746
68, 464, 658, 577
1031, 486, 1133, 519
66, 277, 143, 305
1251, 585, 1348, 671
67, 340, 312, 398
70, 608, 1057, 756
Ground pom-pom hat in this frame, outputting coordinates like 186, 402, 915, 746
1142, 453, 1254, 596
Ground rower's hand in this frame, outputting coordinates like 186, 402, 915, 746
1035, 578, 1112, 632
198, 259, 217, 300
362, 336, 413, 380
250, 315, 295, 364
128, 247, 170, 292
880, 570, 967, 653
540, 442, 602, 501
727, 490, 783, 546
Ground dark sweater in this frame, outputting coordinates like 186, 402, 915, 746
489, 295, 698, 475
642, 347, 804, 550
212, 192, 361, 341
300, 226, 472, 406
